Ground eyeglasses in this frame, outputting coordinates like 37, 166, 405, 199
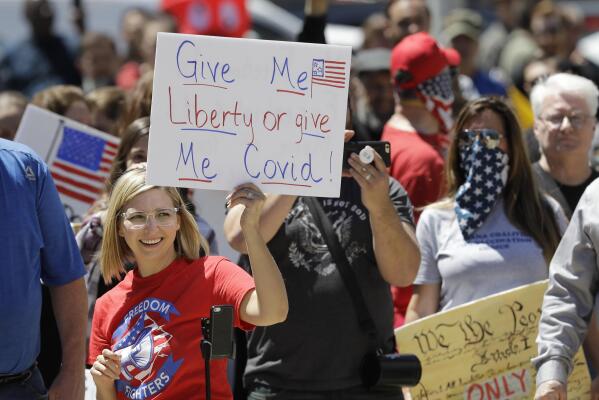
458, 129, 502, 150
120, 208, 179, 230
541, 113, 593, 130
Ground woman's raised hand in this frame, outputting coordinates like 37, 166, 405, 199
226, 183, 266, 231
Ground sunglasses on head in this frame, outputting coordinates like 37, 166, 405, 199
458, 129, 502, 150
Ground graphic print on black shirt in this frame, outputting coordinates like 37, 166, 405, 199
287, 199, 368, 277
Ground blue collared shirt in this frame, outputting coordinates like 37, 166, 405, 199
0, 139, 85, 374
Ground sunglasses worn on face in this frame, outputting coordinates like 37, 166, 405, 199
458, 129, 502, 150
120, 207, 179, 230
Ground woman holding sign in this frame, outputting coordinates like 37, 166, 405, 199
79, 117, 220, 350
405, 97, 567, 320
88, 165, 288, 399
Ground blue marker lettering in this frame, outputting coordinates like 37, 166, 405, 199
270, 57, 295, 89
243, 143, 260, 178
264, 160, 277, 179
276, 160, 289, 178
201, 158, 217, 179
290, 155, 297, 181
207, 61, 219, 82
176, 40, 197, 82
301, 153, 323, 183
175, 40, 235, 84
297, 71, 308, 90
221, 64, 234, 83
177, 142, 198, 178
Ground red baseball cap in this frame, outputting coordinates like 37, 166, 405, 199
390, 32, 460, 90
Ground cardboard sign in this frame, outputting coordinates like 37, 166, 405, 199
396, 281, 591, 400
147, 33, 351, 197
15, 105, 119, 221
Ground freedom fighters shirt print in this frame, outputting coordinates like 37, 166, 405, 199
88, 257, 255, 400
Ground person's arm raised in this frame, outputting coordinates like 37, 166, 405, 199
348, 151, 420, 287
226, 184, 288, 326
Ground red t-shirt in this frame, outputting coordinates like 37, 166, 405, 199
88, 257, 255, 400
381, 124, 447, 327
381, 124, 447, 217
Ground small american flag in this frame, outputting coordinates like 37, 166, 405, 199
311, 59, 347, 92
49, 126, 118, 205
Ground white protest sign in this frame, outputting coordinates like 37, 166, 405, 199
147, 33, 351, 197
15, 105, 119, 221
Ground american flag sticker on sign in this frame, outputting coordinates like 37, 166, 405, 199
311, 58, 347, 96
49, 126, 117, 205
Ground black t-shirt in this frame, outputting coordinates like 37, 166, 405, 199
244, 177, 413, 391
557, 169, 599, 213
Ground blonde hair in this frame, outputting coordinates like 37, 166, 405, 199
100, 166, 209, 283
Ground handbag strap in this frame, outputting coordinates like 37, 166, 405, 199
304, 197, 381, 352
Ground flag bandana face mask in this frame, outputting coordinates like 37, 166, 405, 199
455, 129, 509, 239
416, 68, 455, 133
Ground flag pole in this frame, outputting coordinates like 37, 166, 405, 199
45, 119, 64, 163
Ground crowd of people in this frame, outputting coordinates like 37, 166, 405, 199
1, 0, 599, 399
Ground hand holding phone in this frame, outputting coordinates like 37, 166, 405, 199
343, 141, 391, 170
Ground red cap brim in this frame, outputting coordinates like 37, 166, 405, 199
442, 47, 461, 67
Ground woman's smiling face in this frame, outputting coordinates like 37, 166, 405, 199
118, 188, 180, 272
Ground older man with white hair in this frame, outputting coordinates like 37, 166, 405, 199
530, 72, 599, 218
532, 72, 599, 399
